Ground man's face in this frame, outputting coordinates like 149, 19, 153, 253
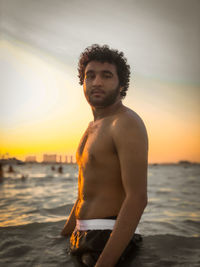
83, 61, 122, 108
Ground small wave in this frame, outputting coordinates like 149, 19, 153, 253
43, 203, 73, 215
0, 231, 199, 266
25, 203, 73, 216
0, 220, 65, 231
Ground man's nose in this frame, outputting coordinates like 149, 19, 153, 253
93, 75, 103, 86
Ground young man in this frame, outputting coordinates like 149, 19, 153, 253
61, 44, 148, 267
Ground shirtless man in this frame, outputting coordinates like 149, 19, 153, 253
61, 44, 148, 267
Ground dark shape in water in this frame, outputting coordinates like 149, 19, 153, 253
8, 165, 14, 173
58, 166, 63, 174
21, 174, 28, 181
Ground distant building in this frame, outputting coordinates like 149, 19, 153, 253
25, 156, 37, 163
43, 154, 57, 163
64, 155, 74, 163
0, 158, 24, 165
178, 160, 192, 165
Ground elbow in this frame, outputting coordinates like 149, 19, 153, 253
126, 192, 148, 210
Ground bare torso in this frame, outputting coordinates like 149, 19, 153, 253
75, 106, 138, 219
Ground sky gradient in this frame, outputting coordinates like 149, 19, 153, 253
0, 0, 200, 163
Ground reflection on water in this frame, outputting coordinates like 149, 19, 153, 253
141, 164, 200, 237
0, 163, 199, 237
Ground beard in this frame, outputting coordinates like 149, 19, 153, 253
86, 84, 121, 108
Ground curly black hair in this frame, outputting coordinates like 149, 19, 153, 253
78, 44, 131, 98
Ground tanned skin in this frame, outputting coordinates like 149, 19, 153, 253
61, 61, 148, 267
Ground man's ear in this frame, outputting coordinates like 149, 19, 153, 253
119, 87, 124, 93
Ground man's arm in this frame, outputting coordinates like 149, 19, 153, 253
95, 114, 148, 267
60, 199, 78, 237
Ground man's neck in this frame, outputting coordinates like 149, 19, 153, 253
92, 100, 124, 121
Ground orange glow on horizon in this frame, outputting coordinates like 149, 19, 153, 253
1, 39, 200, 164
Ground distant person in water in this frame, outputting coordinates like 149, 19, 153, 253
58, 166, 63, 174
61, 44, 148, 267
8, 165, 14, 173
21, 174, 28, 181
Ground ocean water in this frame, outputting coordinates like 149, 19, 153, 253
0, 163, 200, 266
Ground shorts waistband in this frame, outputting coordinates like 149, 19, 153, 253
76, 219, 115, 231
76, 219, 140, 234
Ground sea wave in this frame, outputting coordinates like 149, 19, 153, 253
0, 220, 200, 267
25, 203, 73, 216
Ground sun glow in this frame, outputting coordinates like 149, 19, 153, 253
0, 39, 92, 161
1, 39, 200, 163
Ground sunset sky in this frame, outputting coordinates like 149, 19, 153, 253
0, 0, 200, 163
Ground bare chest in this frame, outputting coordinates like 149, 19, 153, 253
76, 121, 115, 165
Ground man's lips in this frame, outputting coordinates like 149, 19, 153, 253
91, 89, 105, 95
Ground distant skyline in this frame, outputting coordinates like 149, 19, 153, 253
0, 153, 76, 163
1, 0, 200, 163
0, 154, 198, 165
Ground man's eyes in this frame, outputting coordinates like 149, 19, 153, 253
86, 73, 95, 79
103, 73, 112, 78
85, 72, 113, 80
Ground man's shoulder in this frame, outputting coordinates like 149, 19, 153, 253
112, 106, 146, 132
111, 105, 148, 149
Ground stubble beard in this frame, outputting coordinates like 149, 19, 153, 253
86, 84, 121, 108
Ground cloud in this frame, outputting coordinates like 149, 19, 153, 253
1, 0, 200, 84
